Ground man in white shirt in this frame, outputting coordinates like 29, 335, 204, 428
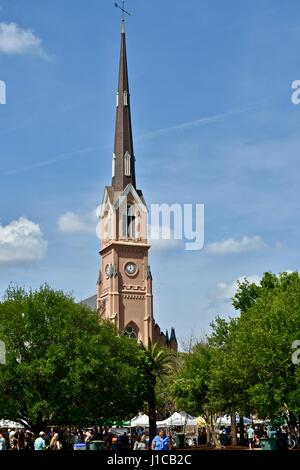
247, 425, 255, 450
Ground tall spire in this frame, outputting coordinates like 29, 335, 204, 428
112, 20, 136, 191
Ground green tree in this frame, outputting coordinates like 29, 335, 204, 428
0, 285, 144, 430
171, 272, 300, 447
155, 369, 178, 420
209, 271, 300, 434
140, 342, 174, 443
171, 343, 211, 415
208, 318, 250, 446
230, 272, 300, 420
170, 342, 223, 447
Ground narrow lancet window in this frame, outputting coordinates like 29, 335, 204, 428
127, 205, 136, 238
112, 154, 116, 177
124, 151, 131, 176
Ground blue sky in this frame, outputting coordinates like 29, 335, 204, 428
1, 0, 300, 344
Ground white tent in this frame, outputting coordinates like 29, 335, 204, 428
216, 415, 252, 427
157, 412, 197, 428
130, 414, 149, 427
130, 411, 198, 428
0, 419, 24, 429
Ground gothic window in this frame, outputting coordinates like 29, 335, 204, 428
116, 92, 119, 107
124, 91, 128, 106
112, 153, 116, 178
121, 204, 135, 239
127, 205, 135, 238
123, 324, 137, 340
124, 151, 131, 176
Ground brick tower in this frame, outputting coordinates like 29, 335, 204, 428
96, 19, 177, 351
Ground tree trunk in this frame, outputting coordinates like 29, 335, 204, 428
206, 427, 212, 446
32, 413, 46, 436
207, 414, 222, 449
205, 414, 212, 446
239, 415, 244, 446
231, 412, 238, 446
148, 392, 157, 445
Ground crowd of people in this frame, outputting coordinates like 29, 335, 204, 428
102, 428, 171, 450
0, 422, 298, 451
0, 429, 63, 451
216, 423, 299, 450
0, 427, 171, 451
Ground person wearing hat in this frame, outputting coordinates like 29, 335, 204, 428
34, 432, 46, 451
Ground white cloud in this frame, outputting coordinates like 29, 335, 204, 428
207, 235, 266, 255
0, 22, 45, 57
58, 211, 97, 235
139, 103, 261, 140
0, 218, 47, 266
214, 274, 261, 303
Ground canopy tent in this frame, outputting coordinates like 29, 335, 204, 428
0, 419, 24, 429
216, 415, 252, 427
104, 419, 131, 427
195, 416, 207, 427
130, 414, 149, 427
130, 411, 200, 429
157, 412, 197, 428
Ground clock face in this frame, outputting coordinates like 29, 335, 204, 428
125, 262, 137, 275
105, 264, 110, 277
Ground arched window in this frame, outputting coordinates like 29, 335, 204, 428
127, 205, 135, 238
124, 151, 131, 176
112, 153, 116, 178
124, 324, 137, 340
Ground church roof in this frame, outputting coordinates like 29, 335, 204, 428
170, 327, 177, 343
81, 294, 97, 311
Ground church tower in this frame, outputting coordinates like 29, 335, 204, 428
96, 19, 177, 350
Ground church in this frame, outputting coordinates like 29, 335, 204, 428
83, 18, 177, 351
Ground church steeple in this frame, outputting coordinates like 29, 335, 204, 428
112, 19, 136, 191
96, 14, 177, 352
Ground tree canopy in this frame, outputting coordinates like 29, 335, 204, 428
0, 285, 144, 429
171, 272, 300, 442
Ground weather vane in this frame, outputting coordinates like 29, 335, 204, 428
115, 1, 131, 18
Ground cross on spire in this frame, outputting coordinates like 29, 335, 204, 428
115, 1, 131, 20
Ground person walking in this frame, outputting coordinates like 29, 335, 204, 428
25, 430, 34, 451
34, 432, 46, 451
133, 434, 148, 450
9, 430, 18, 450
0, 433, 7, 451
151, 429, 171, 450
247, 425, 255, 450
49, 432, 62, 450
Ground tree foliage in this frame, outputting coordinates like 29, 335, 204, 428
0, 285, 144, 428
139, 341, 175, 442
171, 272, 300, 441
